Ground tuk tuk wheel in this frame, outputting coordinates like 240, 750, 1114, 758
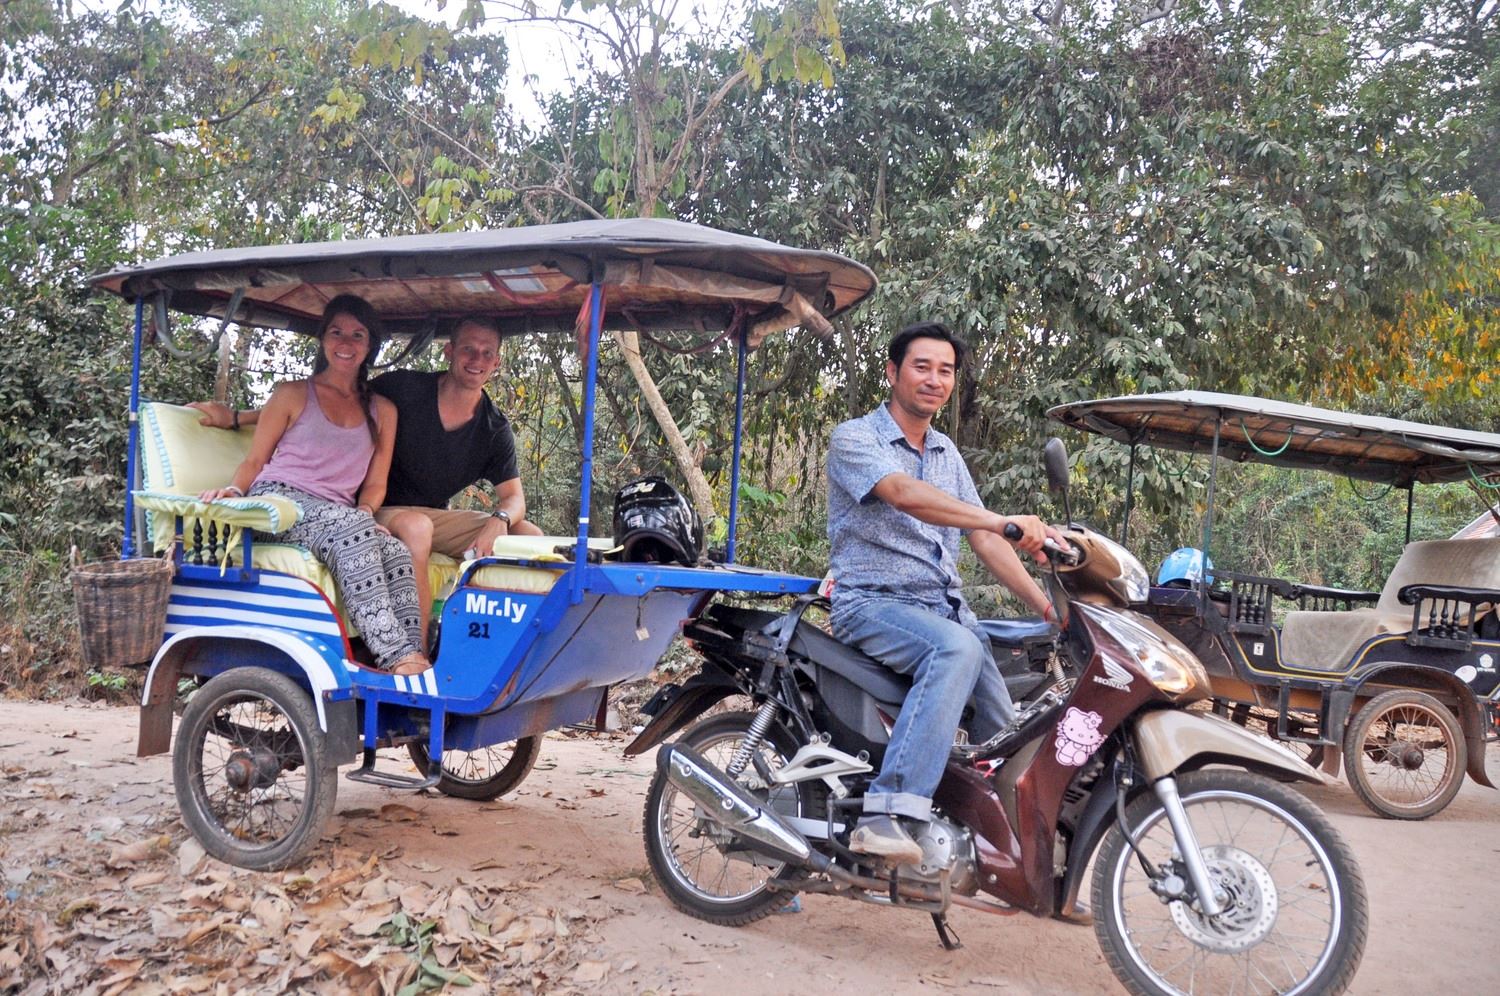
406, 738, 542, 801
173, 667, 337, 870
1342, 689, 1465, 820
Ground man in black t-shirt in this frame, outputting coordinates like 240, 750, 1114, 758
192, 315, 541, 643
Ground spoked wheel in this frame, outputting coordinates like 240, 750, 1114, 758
1093, 769, 1367, 996
643, 711, 808, 926
406, 737, 542, 801
173, 668, 337, 871
1343, 689, 1465, 820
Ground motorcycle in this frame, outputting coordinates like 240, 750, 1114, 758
628, 439, 1368, 996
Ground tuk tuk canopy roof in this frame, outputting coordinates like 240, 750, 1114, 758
1048, 391, 1500, 486
89, 219, 877, 343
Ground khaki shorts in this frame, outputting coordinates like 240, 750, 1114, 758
374, 506, 492, 560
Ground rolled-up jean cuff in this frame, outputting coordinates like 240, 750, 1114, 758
862, 791, 932, 822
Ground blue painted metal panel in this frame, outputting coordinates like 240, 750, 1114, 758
446, 687, 604, 748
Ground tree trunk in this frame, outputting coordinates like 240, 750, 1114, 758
213, 327, 236, 404
614, 329, 716, 521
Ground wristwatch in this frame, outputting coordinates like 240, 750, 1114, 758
492, 509, 512, 525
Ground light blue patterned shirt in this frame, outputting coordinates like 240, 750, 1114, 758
826, 402, 985, 626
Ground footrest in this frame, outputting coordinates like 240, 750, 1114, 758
345, 748, 441, 790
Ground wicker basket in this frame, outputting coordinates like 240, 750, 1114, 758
71, 557, 175, 667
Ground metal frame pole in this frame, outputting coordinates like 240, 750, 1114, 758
1121, 442, 1137, 546
1198, 420, 1222, 606
572, 282, 604, 600
123, 297, 146, 560
1404, 485, 1415, 545
726, 324, 748, 563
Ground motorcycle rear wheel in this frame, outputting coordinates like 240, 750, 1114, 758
643, 711, 806, 926
1092, 769, 1367, 996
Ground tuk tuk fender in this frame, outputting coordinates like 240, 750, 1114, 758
137, 626, 357, 760
1343, 662, 1495, 789
1132, 708, 1333, 786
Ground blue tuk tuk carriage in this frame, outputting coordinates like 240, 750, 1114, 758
89, 220, 876, 868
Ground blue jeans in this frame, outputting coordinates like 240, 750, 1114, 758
831, 596, 1015, 821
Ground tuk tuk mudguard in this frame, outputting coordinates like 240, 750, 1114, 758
1343, 662, 1495, 789
138, 625, 358, 760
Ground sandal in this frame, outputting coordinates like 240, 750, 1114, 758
388, 651, 432, 676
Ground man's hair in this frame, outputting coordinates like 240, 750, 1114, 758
450, 314, 503, 344
888, 321, 967, 371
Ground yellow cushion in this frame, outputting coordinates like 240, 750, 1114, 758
138, 402, 258, 552
466, 535, 615, 593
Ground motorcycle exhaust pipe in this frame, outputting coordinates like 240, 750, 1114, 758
659, 744, 832, 874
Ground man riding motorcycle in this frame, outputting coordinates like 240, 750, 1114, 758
826, 321, 1067, 864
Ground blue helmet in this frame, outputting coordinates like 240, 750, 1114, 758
1157, 547, 1214, 587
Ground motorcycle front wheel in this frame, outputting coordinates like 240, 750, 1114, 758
643, 711, 807, 926
1092, 769, 1367, 996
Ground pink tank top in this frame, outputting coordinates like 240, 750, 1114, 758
253, 380, 376, 504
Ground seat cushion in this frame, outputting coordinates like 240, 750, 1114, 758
138, 402, 258, 552
1280, 538, 1500, 670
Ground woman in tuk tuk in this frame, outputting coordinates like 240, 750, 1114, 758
198, 294, 431, 675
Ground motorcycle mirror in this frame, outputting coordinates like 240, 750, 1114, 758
1044, 437, 1073, 525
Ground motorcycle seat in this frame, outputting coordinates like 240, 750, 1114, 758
786, 623, 911, 705
977, 618, 1056, 647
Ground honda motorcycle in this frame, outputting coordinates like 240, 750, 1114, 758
628, 440, 1367, 996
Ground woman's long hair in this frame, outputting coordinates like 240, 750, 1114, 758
313, 294, 383, 443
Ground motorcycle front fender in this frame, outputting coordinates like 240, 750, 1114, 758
1132, 709, 1334, 786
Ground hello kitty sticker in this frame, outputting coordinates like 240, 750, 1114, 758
1055, 707, 1105, 767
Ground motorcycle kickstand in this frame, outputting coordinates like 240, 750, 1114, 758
931, 913, 962, 951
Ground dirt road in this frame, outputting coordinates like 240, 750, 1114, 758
2, 699, 1497, 994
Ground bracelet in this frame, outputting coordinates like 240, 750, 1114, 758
223, 485, 244, 497
231, 409, 241, 431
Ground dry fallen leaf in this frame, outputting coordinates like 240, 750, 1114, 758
106, 834, 171, 868
612, 877, 646, 895
177, 839, 206, 877
379, 803, 421, 822
124, 870, 168, 889
572, 960, 609, 983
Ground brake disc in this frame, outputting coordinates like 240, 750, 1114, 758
1168, 844, 1280, 953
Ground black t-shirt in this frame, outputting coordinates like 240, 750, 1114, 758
371, 370, 519, 508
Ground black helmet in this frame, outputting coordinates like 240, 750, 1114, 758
613, 476, 704, 567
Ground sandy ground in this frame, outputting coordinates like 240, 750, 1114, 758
2, 699, 1499, 994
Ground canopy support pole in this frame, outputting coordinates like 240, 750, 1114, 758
726, 322, 749, 564
1404, 486, 1414, 545
123, 297, 146, 560
572, 282, 604, 602
1121, 442, 1137, 546
1198, 420, 1222, 608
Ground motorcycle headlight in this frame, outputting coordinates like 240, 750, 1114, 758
1086, 533, 1151, 604
1086, 607, 1210, 701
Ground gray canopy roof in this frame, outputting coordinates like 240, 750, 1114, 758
89, 219, 877, 342
1048, 391, 1500, 486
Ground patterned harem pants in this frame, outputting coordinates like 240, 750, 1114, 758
250, 482, 422, 670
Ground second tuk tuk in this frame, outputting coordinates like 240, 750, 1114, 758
1050, 390, 1500, 819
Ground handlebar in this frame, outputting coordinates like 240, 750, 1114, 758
1001, 522, 1081, 566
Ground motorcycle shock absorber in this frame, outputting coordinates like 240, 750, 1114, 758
1045, 650, 1066, 684
725, 699, 779, 778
